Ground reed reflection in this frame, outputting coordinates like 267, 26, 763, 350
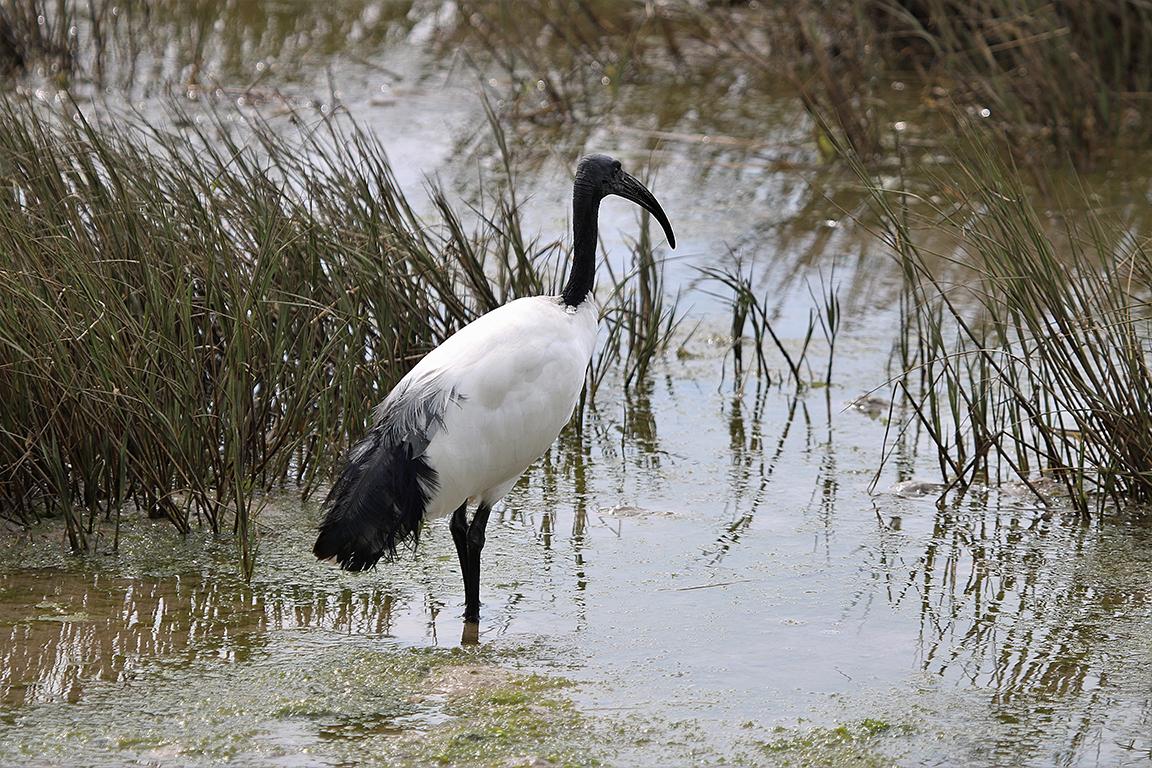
704, 386, 806, 566
0, 568, 401, 708
872, 494, 1152, 759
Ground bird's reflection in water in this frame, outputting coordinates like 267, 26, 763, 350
460, 621, 481, 646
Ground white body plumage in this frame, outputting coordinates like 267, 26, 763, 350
395, 295, 599, 519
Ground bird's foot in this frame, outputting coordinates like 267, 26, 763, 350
460, 620, 480, 646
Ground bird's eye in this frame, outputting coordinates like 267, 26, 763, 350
611, 160, 622, 173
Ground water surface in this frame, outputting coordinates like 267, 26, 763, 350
2, 3, 1151, 766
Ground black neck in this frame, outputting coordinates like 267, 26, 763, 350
561, 183, 600, 307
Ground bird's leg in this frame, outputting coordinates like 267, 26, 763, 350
449, 502, 468, 589
463, 503, 492, 623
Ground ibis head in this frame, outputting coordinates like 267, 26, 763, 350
574, 154, 676, 248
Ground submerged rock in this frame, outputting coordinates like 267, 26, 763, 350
889, 480, 947, 498
599, 504, 676, 518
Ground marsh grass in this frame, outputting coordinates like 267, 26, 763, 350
12, 0, 1152, 164
589, 211, 685, 396
0, 97, 680, 571
441, 0, 697, 124
864, 0, 1152, 160
444, 0, 1152, 167
700, 257, 841, 391
701, 0, 1152, 163
0, 1, 75, 79
1, 0, 409, 93
857, 138, 1152, 511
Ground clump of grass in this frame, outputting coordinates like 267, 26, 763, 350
588, 209, 685, 400
700, 256, 841, 391
862, 137, 1152, 511
1, 0, 409, 92
0, 0, 75, 80
0, 97, 676, 571
868, 0, 1152, 160
759, 718, 896, 768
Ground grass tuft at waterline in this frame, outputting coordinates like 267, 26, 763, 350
856, 137, 1152, 512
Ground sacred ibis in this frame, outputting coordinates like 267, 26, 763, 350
313, 154, 676, 625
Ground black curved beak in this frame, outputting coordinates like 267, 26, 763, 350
612, 172, 676, 249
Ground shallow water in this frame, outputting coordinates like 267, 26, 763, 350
3, 2, 1152, 766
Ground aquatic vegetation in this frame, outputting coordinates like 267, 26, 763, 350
589, 206, 685, 400
1, 3, 1151, 768
660, 0, 1152, 163
700, 258, 841, 391
437, 0, 696, 124
852, 0, 1152, 161
442, 0, 1152, 162
1, 618, 604, 766
0, 0, 411, 92
417, 670, 597, 767
759, 719, 898, 768
858, 139, 1152, 510
9, 0, 1152, 164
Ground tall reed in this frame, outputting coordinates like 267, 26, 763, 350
859, 138, 1152, 511
700, 258, 840, 391
705, 0, 1152, 162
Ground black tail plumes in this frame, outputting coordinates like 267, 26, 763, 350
312, 425, 437, 570
314, 377, 458, 570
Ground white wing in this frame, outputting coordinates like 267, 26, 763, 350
403, 295, 599, 518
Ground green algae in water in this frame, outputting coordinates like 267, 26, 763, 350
0, 635, 605, 768
0, 509, 602, 767
417, 672, 597, 768
759, 719, 900, 768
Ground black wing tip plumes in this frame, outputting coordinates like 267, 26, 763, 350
313, 378, 457, 573
312, 424, 437, 572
